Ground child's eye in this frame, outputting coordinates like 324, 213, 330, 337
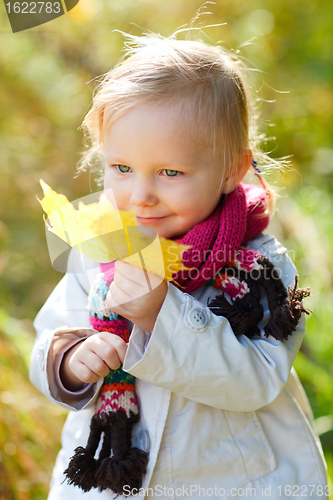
163, 169, 181, 177
115, 164, 132, 174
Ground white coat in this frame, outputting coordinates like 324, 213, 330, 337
30, 233, 328, 500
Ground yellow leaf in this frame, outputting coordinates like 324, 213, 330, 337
38, 179, 71, 212
38, 180, 191, 280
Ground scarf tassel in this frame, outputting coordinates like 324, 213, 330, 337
263, 274, 312, 341
64, 410, 149, 494
208, 256, 312, 342
257, 257, 312, 341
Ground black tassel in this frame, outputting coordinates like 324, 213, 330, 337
96, 447, 149, 494
94, 410, 149, 494
64, 410, 148, 495
64, 416, 101, 491
263, 275, 312, 340
208, 292, 263, 338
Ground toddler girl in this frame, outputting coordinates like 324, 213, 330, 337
30, 31, 328, 499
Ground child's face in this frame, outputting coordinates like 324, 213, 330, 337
103, 103, 228, 239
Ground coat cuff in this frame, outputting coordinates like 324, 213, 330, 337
54, 338, 93, 400
46, 328, 103, 410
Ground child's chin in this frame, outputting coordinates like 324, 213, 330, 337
155, 229, 174, 240
135, 225, 171, 240
158, 228, 186, 240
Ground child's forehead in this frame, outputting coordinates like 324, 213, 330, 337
105, 101, 212, 147
103, 103, 214, 166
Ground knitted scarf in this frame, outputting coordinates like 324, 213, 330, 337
64, 183, 311, 495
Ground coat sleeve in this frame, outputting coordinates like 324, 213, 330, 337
29, 250, 103, 411
123, 236, 306, 412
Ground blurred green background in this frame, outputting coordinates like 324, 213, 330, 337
0, 0, 332, 497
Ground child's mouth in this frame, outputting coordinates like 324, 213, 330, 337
136, 216, 166, 225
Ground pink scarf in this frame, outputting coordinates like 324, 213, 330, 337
173, 183, 269, 293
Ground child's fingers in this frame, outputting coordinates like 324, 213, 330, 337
95, 332, 128, 365
112, 268, 163, 303
69, 350, 110, 383
69, 353, 106, 384
71, 334, 126, 380
114, 267, 146, 290
116, 260, 163, 288
115, 260, 140, 277
107, 281, 134, 308
102, 334, 128, 364
81, 350, 113, 377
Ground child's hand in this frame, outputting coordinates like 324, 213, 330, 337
60, 333, 128, 390
106, 260, 168, 332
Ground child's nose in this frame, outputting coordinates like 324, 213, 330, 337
130, 178, 158, 207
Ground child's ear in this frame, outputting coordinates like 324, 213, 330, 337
222, 150, 253, 194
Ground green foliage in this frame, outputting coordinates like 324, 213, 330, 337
0, 310, 67, 499
0, 0, 332, 496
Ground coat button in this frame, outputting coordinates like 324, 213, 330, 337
188, 308, 209, 329
137, 430, 150, 453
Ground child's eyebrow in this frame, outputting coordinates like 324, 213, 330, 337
153, 159, 201, 169
105, 155, 203, 170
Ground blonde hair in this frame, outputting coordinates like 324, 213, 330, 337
78, 31, 279, 209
